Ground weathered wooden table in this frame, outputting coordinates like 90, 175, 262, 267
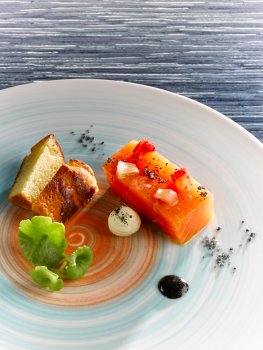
0, 0, 262, 142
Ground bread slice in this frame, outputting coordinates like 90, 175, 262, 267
32, 159, 99, 222
8, 134, 65, 210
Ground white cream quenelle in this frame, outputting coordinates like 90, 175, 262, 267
108, 206, 141, 236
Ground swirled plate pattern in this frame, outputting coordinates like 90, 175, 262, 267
0, 80, 262, 350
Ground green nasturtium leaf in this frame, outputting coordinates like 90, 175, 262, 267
18, 216, 94, 291
30, 266, 64, 291
65, 246, 93, 280
18, 216, 67, 268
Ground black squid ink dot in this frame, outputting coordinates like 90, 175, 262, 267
158, 275, 189, 299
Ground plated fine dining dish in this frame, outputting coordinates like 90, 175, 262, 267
0, 79, 262, 349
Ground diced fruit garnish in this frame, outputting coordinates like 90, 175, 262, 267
116, 161, 139, 178
129, 139, 156, 162
171, 168, 191, 192
154, 189, 178, 206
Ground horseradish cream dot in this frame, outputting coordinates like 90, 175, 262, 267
108, 206, 141, 236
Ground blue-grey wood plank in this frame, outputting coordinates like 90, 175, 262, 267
0, 0, 262, 142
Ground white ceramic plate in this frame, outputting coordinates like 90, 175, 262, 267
0, 80, 262, 350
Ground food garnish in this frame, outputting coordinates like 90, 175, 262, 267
64, 246, 93, 280
18, 216, 93, 291
116, 161, 139, 178
108, 206, 141, 236
19, 216, 67, 268
158, 275, 189, 299
30, 266, 64, 292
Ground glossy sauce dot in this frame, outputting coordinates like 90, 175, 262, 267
158, 275, 189, 299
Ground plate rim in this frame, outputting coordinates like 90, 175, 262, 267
0, 78, 263, 350
0, 78, 262, 152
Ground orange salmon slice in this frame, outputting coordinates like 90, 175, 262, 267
103, 140, 214, 244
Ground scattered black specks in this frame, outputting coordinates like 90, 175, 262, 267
200, 191, 208, 198
201, 219, 258, 274
70, 126, 106, 157
111, 206, 131, 225
158, 179, 166, 183
201, 236, 218, 251
246, 232, 256, 244
215, 252, 231, 267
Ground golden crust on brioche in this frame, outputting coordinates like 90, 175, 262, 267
32, 159, 98, 222
8, 134, 99, 222
8, 134, 65, 210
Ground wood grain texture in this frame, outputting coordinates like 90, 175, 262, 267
0, 0, 262, 142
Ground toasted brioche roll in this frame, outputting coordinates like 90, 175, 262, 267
8, 134, 65, 210
32, 159, 99, 222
